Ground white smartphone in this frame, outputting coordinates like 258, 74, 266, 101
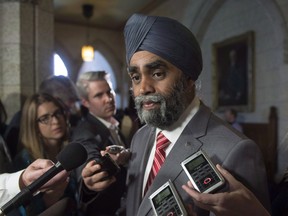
181, 149, 225, 193
149, 180, 187, 216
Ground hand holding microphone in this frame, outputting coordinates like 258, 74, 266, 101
20, 159, 69, 192
0, 142, 87, 216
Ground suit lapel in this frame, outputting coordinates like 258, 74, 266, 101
86, 113, 127, 148
126, 127, 156, 215
137, 103, 212, 216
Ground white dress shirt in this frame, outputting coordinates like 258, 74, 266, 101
0, 170, 23, 206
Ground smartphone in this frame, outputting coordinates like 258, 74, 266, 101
107, 145, 125, 154
95, 153, 120, 180
181, 149, 225, 193
149, 180, 187, 216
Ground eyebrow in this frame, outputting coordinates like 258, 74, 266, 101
38, 108, 61, 118
127, 59, 168, 74
92, 88, 112, 98
92, 91, 104, 98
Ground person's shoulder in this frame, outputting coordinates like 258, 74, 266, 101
12, 149, 32, 171
71, 116, 108, 142
204, 113, 249, 144
73, 115, 101, 130
131, 124, 151, 140
232, 122, 243, 132
71, 123, 95, 139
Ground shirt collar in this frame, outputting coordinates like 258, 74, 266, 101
89, 112, 119, 129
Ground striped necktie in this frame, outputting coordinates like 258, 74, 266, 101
145, 131, 170, 193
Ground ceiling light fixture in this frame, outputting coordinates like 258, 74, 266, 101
81, 4, 94, 62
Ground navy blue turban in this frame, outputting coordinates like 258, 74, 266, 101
124, 14, 203, 81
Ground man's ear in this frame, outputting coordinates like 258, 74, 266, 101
187, 78, 195, 92
188, 78, 195, 87
81, 98, 89, 109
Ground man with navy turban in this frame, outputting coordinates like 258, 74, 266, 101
82, 14, 270, 216
124, 13, 270, 215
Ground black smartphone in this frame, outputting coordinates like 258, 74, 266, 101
95, 153, 120, 180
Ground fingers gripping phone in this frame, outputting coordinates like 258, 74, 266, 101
181, 149, 225, 193
94, 153, 120, 180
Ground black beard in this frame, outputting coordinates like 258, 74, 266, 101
133, 77, 188, 129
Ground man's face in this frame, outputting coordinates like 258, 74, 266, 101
82, 80, 116, 121
128, 51, 194, 129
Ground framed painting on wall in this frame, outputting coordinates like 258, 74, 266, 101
212, 31, 254, 112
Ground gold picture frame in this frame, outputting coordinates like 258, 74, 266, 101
212, 31, 254, 112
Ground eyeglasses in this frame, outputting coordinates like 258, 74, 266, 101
37, 109, 64, 125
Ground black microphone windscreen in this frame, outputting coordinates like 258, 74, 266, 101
56, 142, 87, 171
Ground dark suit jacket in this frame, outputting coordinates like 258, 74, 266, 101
71, 113, 127, 216
125, 103, 270, 216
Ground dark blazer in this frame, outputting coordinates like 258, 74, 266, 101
125, 103, 270, 216
71, 113, 127, 216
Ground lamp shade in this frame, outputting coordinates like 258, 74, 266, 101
81, 45, 94, 61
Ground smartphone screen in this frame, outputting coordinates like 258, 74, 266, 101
181, 150, 225, 193
149, 180, 187, 216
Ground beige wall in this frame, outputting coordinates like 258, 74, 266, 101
0, 0, 54, 122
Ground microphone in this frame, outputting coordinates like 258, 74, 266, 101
0, 142, 87, 216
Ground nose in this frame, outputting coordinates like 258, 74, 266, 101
139, 76, 155, 95
104, 93, 114, 102
51, 116, 59, 124
50, 115, 60, 124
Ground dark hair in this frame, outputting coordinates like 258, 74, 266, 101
39, 75, 79, 106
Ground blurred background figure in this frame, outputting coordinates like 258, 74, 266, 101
0, 99, 8, 136
12, 93, 77, 215
224, 108, 243, 132
0, 98, 12, 173
219, 49, 247, 106
38, 75, 82, 128
3, 94, 26, 161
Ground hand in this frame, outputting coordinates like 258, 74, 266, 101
42, 177, 69, 207
182, 164, 270, 216
20, 159, 69, 191
82, 160, 116, 191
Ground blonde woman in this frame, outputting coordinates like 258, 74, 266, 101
13, 93, 76, 215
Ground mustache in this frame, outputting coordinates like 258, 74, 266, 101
134, 94, 164, 105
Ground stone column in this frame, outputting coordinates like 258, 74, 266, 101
0, 0, 54, 121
